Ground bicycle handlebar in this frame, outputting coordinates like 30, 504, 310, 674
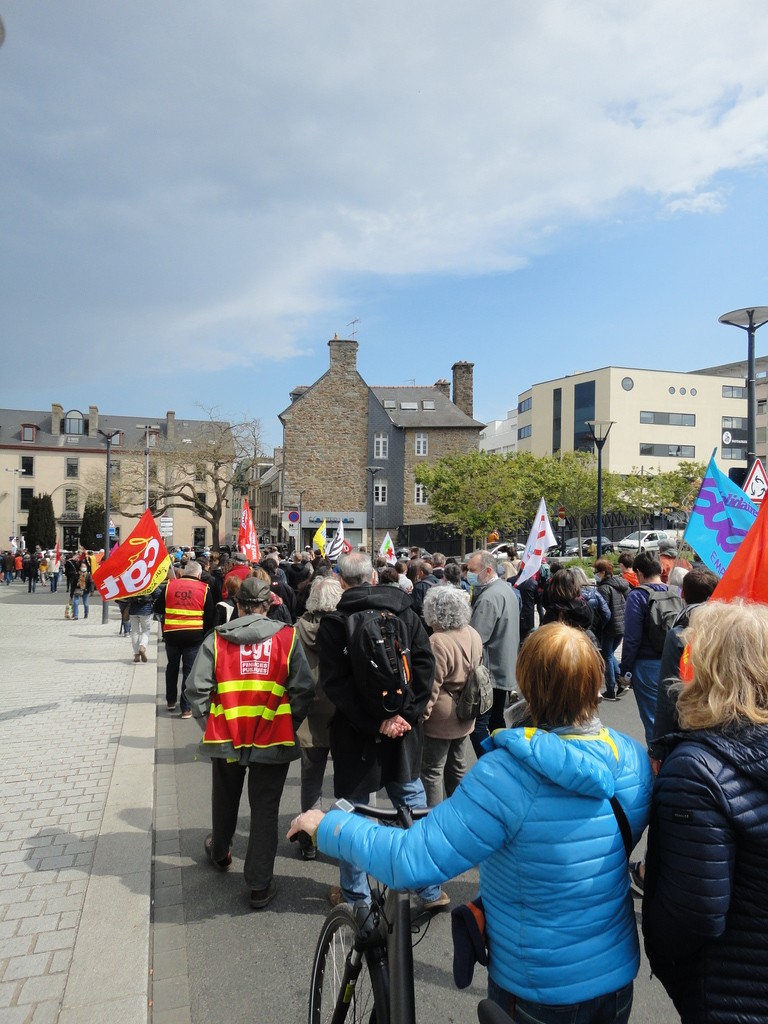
350, 803, 431, 823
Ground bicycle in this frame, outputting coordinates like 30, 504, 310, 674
302, 802, 514, 1024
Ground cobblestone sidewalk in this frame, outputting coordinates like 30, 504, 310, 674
0, 592, 156, 1024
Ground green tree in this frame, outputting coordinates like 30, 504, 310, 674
25, 495, 56, 551
80, 495, 106, 550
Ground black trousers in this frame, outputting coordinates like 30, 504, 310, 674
210, 759, 290, 890
164, 642, 200, 710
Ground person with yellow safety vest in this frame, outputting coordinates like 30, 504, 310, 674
154, 560, 216, 718
185, 574, 313, 910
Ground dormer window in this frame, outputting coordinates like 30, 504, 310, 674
63, 410, 85, 435
21, 424, 36, 443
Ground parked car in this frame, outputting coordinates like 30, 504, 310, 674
561, 536, 614, 557
490, 542, 526, 559
616, 529, 672, 554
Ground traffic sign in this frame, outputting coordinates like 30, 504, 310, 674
287, 510, 300, 524
744, 458, 768, 504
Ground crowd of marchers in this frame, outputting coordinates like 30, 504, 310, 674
78, 539, 768, 1024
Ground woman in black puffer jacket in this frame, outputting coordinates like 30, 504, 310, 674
643, 600, 768, 1024
594, 559, 630, 700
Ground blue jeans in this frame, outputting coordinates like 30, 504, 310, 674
488, 979, 633, 1024
600, 636, 621, 695
631, 658, 662, 745
338, 777, 441, 905
72, 591, 90, 618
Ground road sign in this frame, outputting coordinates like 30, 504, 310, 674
287, 510, 300, 524
744, 458, 768, 504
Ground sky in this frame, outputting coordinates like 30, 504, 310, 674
3, 1, 768, 452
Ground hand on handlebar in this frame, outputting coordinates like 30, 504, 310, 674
287, 809, 325, 842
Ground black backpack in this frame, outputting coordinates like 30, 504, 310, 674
344, 609, 413, 718
639, 585, 684, 653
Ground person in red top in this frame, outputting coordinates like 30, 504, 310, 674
185, 575, 313, 910
154, 560, 216, 717
618, 552, 638, 588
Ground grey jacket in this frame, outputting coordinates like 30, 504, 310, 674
470, 577, 520, 691
185, 613, 314, 765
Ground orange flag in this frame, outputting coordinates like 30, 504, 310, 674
92, 509, 171, 601
712, 492, 768, 604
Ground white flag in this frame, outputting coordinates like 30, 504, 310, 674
379, 532, 397, 565
326, 519, 345, 562
516, 498, 557, 587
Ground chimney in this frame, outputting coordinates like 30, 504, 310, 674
166, 410, 176, 442
289, 386, 309, 403
88, 405, 99, 437
51, 403, 63, 435
433, 378, 450, 399
451, 361, 474, 418
328, 336, 359, 377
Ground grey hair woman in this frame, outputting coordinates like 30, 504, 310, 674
419, 585, 483, 806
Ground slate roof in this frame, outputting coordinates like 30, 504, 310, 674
370, 386, 484, 429
0, 408, 215, 449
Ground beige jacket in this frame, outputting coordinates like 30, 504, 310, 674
423, 625, 484, 739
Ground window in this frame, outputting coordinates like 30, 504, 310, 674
518, 424, 532, 440
400, 401, 418, 411
20, 456, 33, 476
639, 443, 695, 459
722, 416, 748, 430
109, 459, 120, 478
148, 431, 159, 447
66, 457, 79, 478
723, 385, 747, 399
195, 462, 207, 481
21, 424, 36, 443
374, 479, 388, 505
415, 433, 428, 456
422, 400, 435, 410
63, 411, 85, 434
573, 380, 596, 451
518, 397, 532, 414
722, 447, 748, 461
621, 377, 634, 392
552, 387, 562, 454
640, 411, 696, 426
414, 483, 428, 505
383, 400, 396, 409
111, 432, 122, 447
374, 433, 389, 459
196, 492, 207, 508
20, 488, 33, 512
65, 489, 79, 512
759, 400, 767, 414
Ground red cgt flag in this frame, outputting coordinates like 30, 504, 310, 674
92, 509, 171, 601
712, 492, 768, 604
238, 498, 261, 563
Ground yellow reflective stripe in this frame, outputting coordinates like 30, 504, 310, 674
166, 607, 203, 617
522, 726, 620, 761
203, 737, 295, 749
209, 703, 292, 722
216, 679, 286, 697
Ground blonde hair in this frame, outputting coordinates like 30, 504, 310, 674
675, 600, 768, 730
516, 622, 602, 727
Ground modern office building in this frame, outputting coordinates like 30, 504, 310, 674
479, 408, 518, 455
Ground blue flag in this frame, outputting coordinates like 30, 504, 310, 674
683, 454, 758, 576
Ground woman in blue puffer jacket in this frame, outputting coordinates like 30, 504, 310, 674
643, 599, 768, 1024
289, 622, 653, 1022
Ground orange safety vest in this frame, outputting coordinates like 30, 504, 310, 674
164, 579, 208, 633
203, 628, 298, 750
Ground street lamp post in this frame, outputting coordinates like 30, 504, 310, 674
366, 467, 382, 554
5, 467, 21, 542
297, 490, 306, 553
718, 307, 768, 472
585, 420, 615, 559
136, 424, 159, 509
98, 430, 121, 625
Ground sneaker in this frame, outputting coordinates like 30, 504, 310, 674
602, 692, 619, 702
616, 685, 629, 698
167, 702, 177, 711
203, 834, 232, 871
139, 646, 148, 663
422, 890, 450, 911
629, 860, 645, 896
250, 879, 277, 910
327, 885, 346, 907
181, 710, 193, 719
133, 653, 141, 663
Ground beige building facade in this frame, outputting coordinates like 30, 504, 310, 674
0, 405, 229, 551
515, 365, 751, 475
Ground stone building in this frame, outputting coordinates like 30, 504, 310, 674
277, 337, 483, 553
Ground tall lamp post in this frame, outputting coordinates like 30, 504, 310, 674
136, 424, 159, 509
585, 420, 615, 559
5, 467, 21, 543
366, 467, 381, 554
718, 307, 768, 473
297, 490, 306, 553
98, 430, 121, 625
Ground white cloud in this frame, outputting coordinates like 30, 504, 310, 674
3, 0, 768, 370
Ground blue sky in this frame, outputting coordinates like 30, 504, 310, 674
3, 1, 768, 451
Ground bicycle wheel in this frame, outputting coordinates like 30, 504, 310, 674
309, 903, 389, 1024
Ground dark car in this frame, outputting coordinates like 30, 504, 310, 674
564, 536, 614, 556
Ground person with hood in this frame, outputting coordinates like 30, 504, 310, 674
290, 622, 652, 1022
643, 600, 768, 1023
316, 551, 446, 909
185, 575, 313, 910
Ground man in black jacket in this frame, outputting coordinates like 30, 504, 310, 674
317, 551, 447, 909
